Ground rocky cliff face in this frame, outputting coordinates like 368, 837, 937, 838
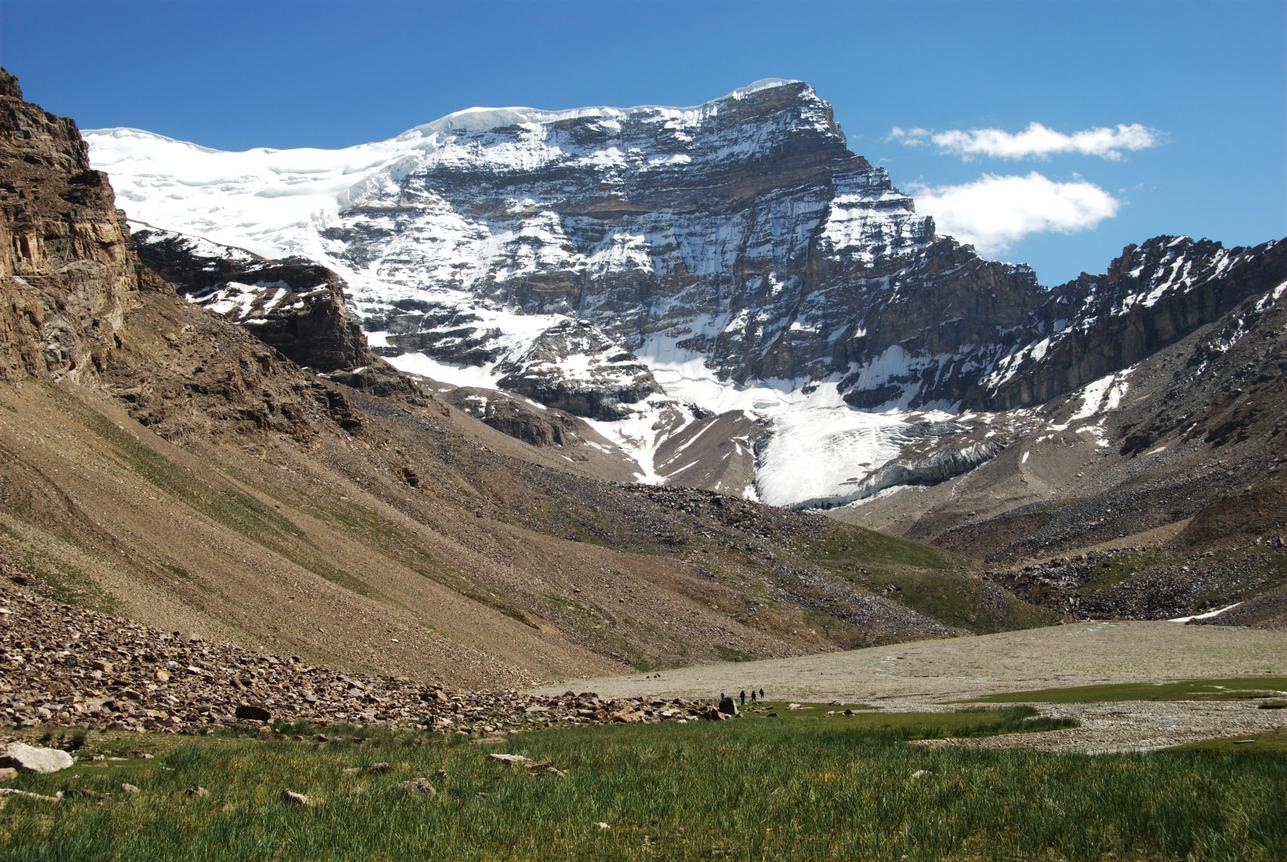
0, 69, 139, 382
130, 224, 428, 407
132, 225, 370, 373
494, 319, 662, 420
976, 236, 1287, 410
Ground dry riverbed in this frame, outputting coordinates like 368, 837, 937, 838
534, 620, 1287, 752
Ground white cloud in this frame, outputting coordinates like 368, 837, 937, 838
891, 122, 1159, 161
908, 172, 1120, 254
887, 126, 931, 146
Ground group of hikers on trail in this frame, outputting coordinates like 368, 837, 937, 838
719, 688, 766, 708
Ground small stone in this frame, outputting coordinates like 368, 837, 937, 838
910, 770, 930, 779
522, 760, 567, 777
367, 762, 392, 773
0, 742, 74, 774
121, 783, 141, 794
281, 789, 322, 807
154, 669, 171, 682
91, 659, 113, 673
488, 753, 531, 766
0, 767, 17, 782
185, 786, 208, 798
401, 778, 436, 796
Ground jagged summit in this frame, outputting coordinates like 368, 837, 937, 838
90, 79, 823, 155
398, 77, 816, 140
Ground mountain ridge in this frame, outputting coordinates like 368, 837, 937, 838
83, 79, 1287, 512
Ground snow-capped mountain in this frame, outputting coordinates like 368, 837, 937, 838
84, 80, 1287, 508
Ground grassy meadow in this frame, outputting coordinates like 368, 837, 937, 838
3, 704, 1285, 860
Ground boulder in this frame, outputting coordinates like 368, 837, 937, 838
234, 704, 271, 722
0, 742, 73, 774
610, 708, 645, 723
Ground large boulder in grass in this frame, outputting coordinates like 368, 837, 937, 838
0, 742, 74, 774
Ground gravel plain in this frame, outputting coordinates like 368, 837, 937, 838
536, 620, 1287, 751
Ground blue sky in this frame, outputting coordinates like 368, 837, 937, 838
2, 0, 1283, 283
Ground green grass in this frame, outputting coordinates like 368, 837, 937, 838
0, 519, 118, 611
1075, 550, 1172, 595
4, 706, 1285, 860
804, 527, 1058, 632
807, 527, 956, 575
965, 677, 1287, 704
1172, 729, 1287, 754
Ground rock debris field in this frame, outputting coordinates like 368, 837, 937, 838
0, 585, 722, 737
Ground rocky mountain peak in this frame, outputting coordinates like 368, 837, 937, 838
0, 68, 22, 100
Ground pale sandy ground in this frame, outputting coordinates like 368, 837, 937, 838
533, 621, 1287, 752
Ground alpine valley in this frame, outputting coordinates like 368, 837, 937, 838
2, 69, 1285, 700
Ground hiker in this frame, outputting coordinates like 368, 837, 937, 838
739, 690, 746, 706
759, 688, 765, 700
750, 690, 757, 703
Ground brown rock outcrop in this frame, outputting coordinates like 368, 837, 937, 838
0, 67, 139, 382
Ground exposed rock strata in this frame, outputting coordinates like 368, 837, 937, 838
0, 69, 138, 382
